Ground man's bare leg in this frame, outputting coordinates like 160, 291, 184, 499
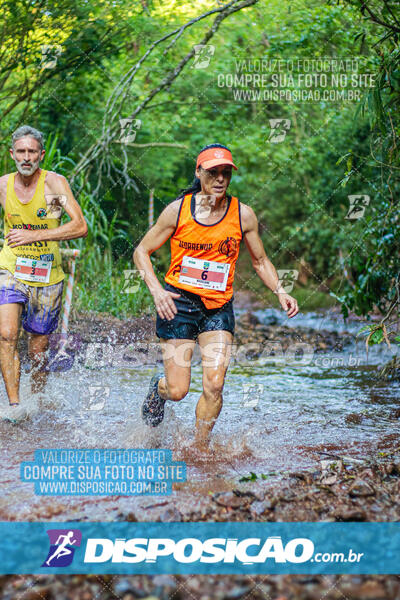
28, 333, 49, 393
0, 303, 23, 405
195, 330, 233, 451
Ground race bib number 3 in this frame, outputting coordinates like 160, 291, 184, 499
179, 255, 230, 291
14, 257, 52, 283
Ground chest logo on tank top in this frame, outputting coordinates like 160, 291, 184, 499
218, 237, 237, 257
37, 208, 47, 219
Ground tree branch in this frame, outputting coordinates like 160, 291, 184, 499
72, 0, 259, 192
361, 2, 400, 33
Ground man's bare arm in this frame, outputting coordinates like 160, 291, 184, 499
0, 175, 8, 211
6, 173, 87, 247
42, 173, 88, 241
241, 203, 299, 318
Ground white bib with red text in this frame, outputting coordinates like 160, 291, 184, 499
178, 255, 230, 291
14, 257, 52, 284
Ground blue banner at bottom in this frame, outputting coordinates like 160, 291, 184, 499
1, 522, 399, 574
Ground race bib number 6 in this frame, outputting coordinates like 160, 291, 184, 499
179, 255, 230, 291
14, 257, 52, 284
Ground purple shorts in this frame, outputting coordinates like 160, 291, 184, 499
0, 269, 64, 335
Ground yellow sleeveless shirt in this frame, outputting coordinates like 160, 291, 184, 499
0, 169, 65, 287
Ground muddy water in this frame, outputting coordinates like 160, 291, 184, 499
0, 309, 398, 521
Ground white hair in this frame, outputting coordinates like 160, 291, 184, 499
12, 126, 44, 151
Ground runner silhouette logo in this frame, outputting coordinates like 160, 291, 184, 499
42, 529, 82, 567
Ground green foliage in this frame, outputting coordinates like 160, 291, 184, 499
239, 472, 270, 482
0, 0, 399, 323
66, 176, 155, 317
42, 145, 155, 317
331, 0, 400, 331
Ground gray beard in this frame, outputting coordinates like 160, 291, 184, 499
15, 159, 40, 177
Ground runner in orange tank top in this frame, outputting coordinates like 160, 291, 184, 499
134, 143, 299, 451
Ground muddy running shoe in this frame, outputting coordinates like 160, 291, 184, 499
142, 374, 166, 427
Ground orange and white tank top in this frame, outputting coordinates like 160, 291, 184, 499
164, 193, 243, 309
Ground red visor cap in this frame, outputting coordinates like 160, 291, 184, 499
196, 147, 238, 170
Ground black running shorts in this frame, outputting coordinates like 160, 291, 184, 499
156, 283, 235, 340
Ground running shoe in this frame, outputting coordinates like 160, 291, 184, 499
3, 404, 26, 423
142, 374, 166, 427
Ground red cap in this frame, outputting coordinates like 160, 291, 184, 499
196, 147, 238, 171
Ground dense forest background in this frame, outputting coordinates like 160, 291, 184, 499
0, 0, 398, 347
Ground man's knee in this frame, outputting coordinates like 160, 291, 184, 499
0, 328, 19, 344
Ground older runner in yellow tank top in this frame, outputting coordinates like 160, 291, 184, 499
0, 168, 65, 285
0, 125, 88, 411
134, 143, 299, 452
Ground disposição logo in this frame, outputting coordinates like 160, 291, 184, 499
42, 529, 82, 567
